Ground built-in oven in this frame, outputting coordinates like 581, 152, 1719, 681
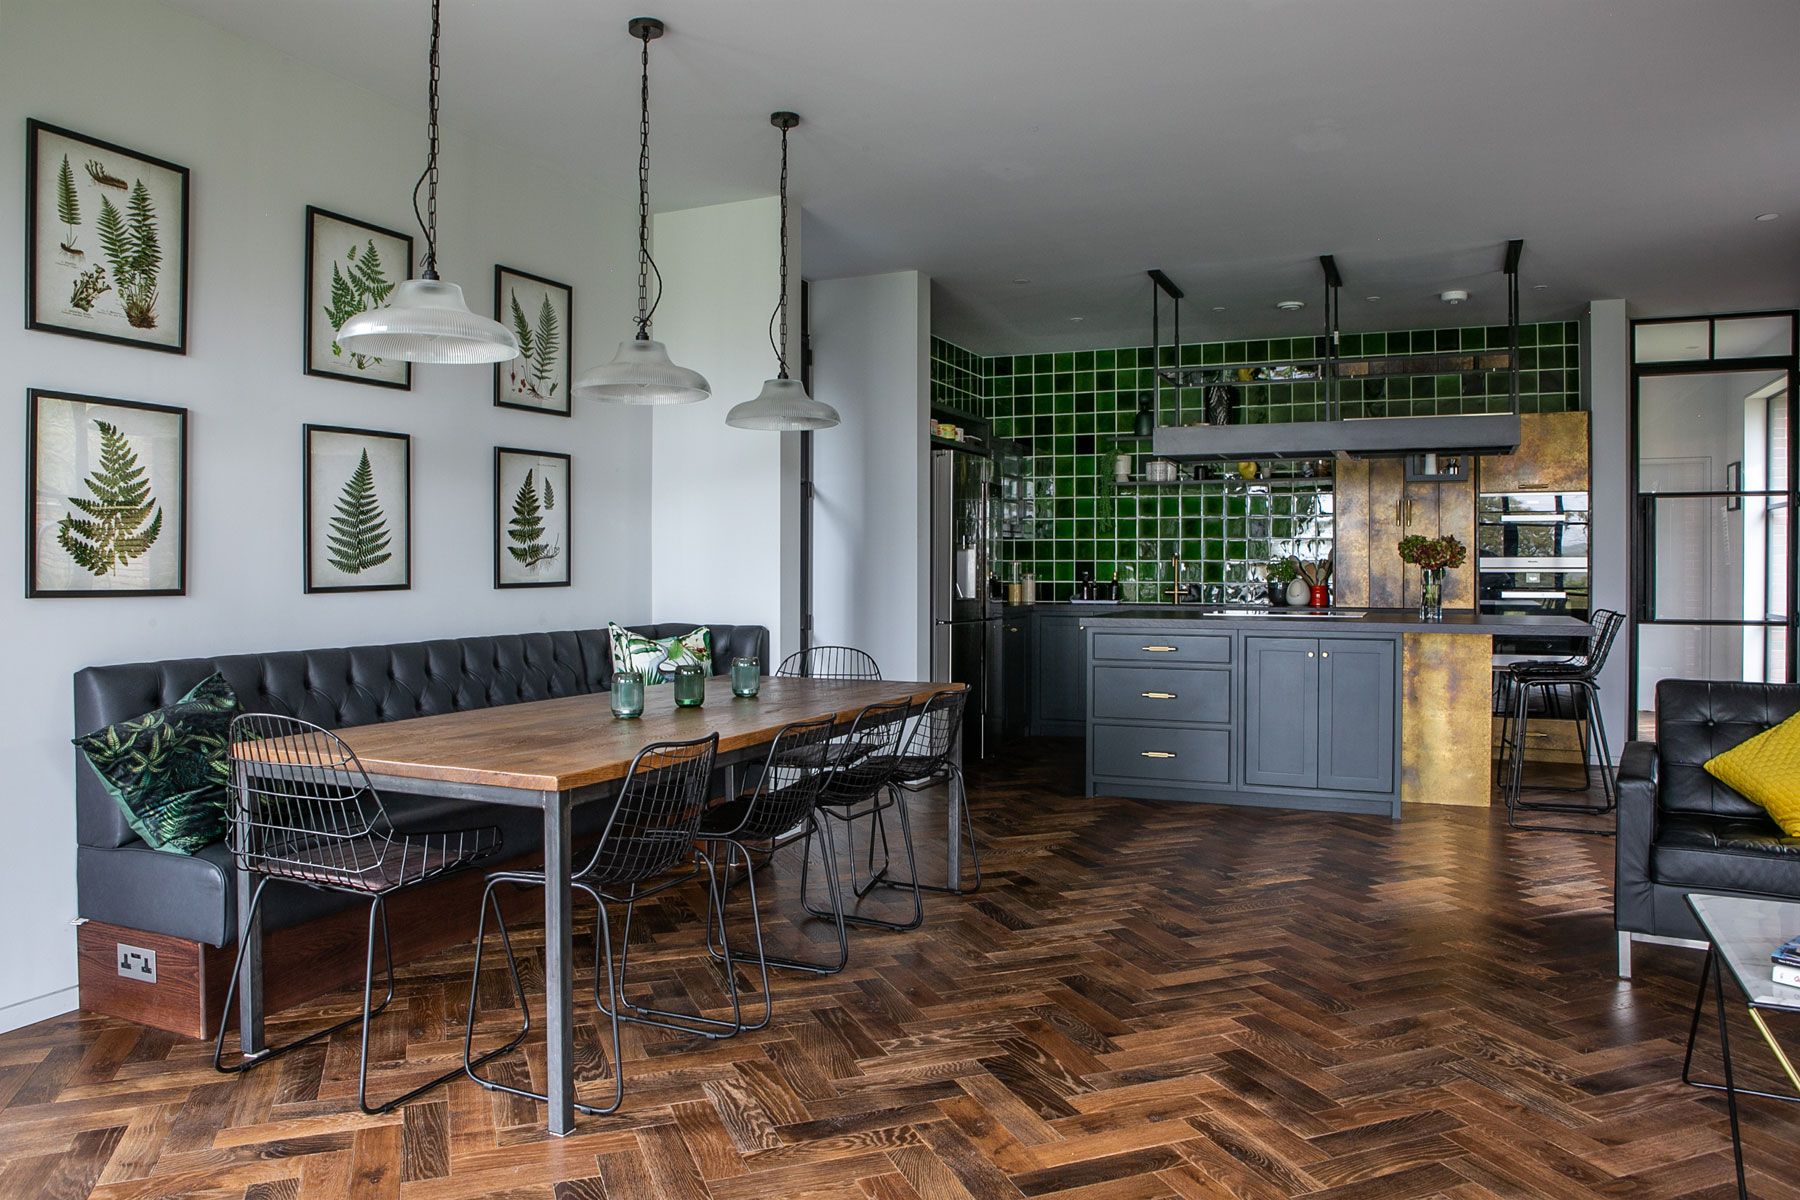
1478, 491, 1590, 663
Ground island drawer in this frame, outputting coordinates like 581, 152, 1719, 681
1091, 632, 1232, 665
1092, 666, 1231, 723
1092, 724, 1231, 784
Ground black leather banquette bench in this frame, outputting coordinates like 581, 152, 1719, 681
74, 622, 767, 1037
1616, 678, 1800, 977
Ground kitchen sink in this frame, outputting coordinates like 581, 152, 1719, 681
1197, 607, 1369, 619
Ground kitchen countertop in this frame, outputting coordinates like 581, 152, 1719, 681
1069, 606, 1593, 637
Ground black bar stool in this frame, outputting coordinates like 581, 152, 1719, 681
1497, 609, 1624, 834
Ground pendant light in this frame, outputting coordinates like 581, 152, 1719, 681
727, 112, 840, 432
573, 17, 710, 405
335, 0, 520, 365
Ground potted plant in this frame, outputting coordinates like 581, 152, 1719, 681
1397, 533, 1468, 620
1266, 557, 1298, 606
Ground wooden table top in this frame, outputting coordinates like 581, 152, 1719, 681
317, 676, 958, 793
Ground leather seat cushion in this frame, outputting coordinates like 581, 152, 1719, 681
1652, 811, 1800, 896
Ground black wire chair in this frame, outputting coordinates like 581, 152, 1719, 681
799, 699, 922, 932
1496, 608, 1624, 834
213, 713, 527, 1115
776, 645, 882, 681
698, 717, 843, 1023
464, 733, 725, 1116
865, 688, 981, 895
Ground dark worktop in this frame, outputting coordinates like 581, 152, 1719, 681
1071, 606, 1593, 637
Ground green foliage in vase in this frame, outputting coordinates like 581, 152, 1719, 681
96, 180, 161, 328
530, 294, 560, 395
56, 154, 82, 255
507, 468, 560, 567
326, 449, 393, 574
70, 264, 110, 311
325, 241, 396, 369
57, 419, 163, 576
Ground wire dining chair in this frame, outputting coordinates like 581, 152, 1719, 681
213, 713, 528, 1115
799, 699, 922, 933
776, 645, 883, 681
699, 716, 843, 1024
866, 687, 981, 895
1497, 608, 1625, 834
464, 733, 725, 1116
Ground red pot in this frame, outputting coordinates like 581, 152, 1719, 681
1309, 585, 1329, 608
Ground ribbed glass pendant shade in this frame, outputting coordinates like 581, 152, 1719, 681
726, 376, 840, 431
573, 336, 711, 404
334, 279, 520, 364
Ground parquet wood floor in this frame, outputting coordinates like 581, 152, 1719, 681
4, 738, 1796, 1199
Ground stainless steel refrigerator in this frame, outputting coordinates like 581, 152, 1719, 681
930, 447, 998, 760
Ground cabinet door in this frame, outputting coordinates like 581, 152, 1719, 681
1317, 638, 1396, 793
1034, 616, 1088, 729
1243, 637, 1319, 789
1000, 618, 1031, 740
1478, 411, 1589, 493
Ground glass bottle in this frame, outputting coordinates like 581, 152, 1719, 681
673, 663, 707, 708
731, 656, 760, 697
610, 670, 645, 719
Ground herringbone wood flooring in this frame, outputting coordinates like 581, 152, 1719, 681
4, 739, 1796, 1199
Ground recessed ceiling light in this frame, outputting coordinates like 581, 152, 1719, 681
1364, 295, 1381, 302
1532, 284, 1549, 290
1275, 300, 1305, 311
1069, 316, 1084, 322
1211, 306, 1226, 312
1012, 277, 1032, 284
1756, 213, 1780, 222
1440, 289, 1468, 305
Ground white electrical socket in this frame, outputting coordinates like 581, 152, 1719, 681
116, 943, 156, 984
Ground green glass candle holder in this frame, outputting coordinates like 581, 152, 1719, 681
731, 656, 760, 697
610, 670, 645, 719
673, 663, 707, 708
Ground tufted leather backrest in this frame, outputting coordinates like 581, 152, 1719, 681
74, 623, 766, 849
1654, 678, 1800, 819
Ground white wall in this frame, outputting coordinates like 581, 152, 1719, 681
0, 0, 651, 1030
809, 272, 932, 679
1586, 299, 1631, 748
648, 198, 799, 660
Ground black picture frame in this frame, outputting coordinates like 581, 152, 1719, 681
25, 120, 190, 354
493, 265, 574, 416
27, 388, 188, 597
303, 206, 414, 390
494, 446, 572, 589
304, 424, 412, 593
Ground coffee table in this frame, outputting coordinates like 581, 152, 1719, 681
1683, 893, 1800, 1199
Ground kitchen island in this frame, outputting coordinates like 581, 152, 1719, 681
1078, 607, 1592, 816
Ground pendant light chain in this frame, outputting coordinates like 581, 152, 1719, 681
410, 0, 442, 280
633, 27, 662, 339
775, 119, 791, 379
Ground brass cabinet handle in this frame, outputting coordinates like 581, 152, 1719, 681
1007, 626, 1019, 632
1140, 750, 1177, 759
1141, 691, 1177, 700
1141, 645, 1178, 653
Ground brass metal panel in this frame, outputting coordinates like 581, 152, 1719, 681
1402, 633, 1494, 806
1479, 411, 1590, 493
1333, 460, 1372, 607
1367, 459, 1408, 609
1436, 476, 1477, 609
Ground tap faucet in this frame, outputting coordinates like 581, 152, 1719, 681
1165, 553, 1183, 604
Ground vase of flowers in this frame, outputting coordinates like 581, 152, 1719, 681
1397, 533, 1467, 621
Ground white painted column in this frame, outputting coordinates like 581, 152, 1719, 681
1585, 298, 1631, 750
808, 271, 932, 679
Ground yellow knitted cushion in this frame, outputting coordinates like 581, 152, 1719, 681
1705, 712, 1800, 836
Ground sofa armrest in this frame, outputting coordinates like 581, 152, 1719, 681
1614, 740, 1659, 934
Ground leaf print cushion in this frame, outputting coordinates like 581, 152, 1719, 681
609, 623, 713, 686
74, 673, 243, 855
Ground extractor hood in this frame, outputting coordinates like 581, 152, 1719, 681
1147, 243, 1525, 462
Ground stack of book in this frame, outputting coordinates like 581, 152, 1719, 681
1772, 936, 1800, 987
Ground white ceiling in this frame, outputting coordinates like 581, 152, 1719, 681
162, 0, 1800, 354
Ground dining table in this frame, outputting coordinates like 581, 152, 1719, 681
230, 673, 959, 1136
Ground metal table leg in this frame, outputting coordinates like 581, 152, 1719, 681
235, 860, 264, 1056
1710, 947, 1749, 1200
541, 789, 574, 1137
945, 735, 963, 888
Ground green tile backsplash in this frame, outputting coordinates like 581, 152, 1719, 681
929, 322, 1580, 603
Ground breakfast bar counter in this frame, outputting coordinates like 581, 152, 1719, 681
1076, 607, 1592, 814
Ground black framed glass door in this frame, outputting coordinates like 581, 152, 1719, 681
1631, 312, 1798, 739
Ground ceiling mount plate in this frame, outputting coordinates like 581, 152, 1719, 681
627, 16, 665, 40
771, 111, 800, 130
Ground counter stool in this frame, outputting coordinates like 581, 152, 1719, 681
1496, 609, 1623, 834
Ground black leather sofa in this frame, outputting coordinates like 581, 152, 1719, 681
1615, 678, 1800, 977
74, 622, 768, 950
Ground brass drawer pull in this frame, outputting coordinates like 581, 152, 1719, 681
1141, 691, 1177, 700
1141, 645, 1178, 653
1140, 750, 1177, 759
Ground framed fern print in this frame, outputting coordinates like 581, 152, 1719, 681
494, 447, 571, 588
304, 425, 410, 593
27, 389, 187, 597
303, 207, 413, 389
25, 121, 190, 354
493, 266, 572, 416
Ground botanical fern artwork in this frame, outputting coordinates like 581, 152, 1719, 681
28, 121, 189, 352
305, 208, 413, 389
306, 426, 410, 592
495, 448, 571, 588
493, 268, 572, 415
29, 390, 187, 598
